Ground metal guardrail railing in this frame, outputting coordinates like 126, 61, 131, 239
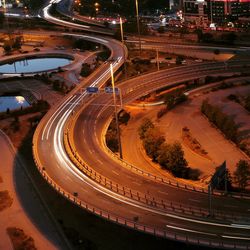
32, 147, 250, 250
62, 96, 250, 223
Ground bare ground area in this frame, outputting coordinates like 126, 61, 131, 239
0, 113, 40, 148
121, 85, 250, 184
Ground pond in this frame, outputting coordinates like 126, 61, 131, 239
0, 96, 30, 112
0, 57, 72, 74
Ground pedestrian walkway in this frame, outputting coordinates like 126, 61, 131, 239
0, 130, 66, 250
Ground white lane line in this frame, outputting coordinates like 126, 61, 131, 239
231, 224, 250, 229
189, 199, 201, 203
64, 176, 72, 181
132, 181, 141, 186
96, 159, 103, 165
112, 170, 119, 176
222, 235, 250, 240
157, 190, 168, 195
224, 205, 238, 208
80, 187, 87, 193
166, 225, 217, 236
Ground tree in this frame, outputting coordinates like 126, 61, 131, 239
234, 160, 250, 190
12, 36, 22, 50
214, 49, 220, 55
220, 32, 237, 45
157, 26, 165, 34
202, 33, 214, 43
244, 95, 250, 112
106, 129, 119, 152
143, 127, 165, 160
80, 63, 91, 77
157, 142, 188, 178
138, 118, 154, 139
3, 42, 12, 54
0, 12, 5, 26
164, 89, 187, 110
176, 55, 184, 65
214, 169, 233, 191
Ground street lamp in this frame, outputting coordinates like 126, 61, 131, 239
110, 64, 123, 159
135, 0, 142, 55
119, 17, 124, 43
2, 0, 10, 37
119, 17, 127, 78
156, 48, 160, 71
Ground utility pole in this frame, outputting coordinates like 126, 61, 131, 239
135, 0, 142, 55
224, 161, 228, 195
120, 17, 127, 79
210, 0, 213, 24
208, 184, 212, 217
3, 0, 10, 37
156, 48, 160, 71
110, 64, 123, 159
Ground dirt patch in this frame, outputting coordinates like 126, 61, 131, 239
0, 190, 13, 212
0, 113, 40, 148
6, 227, 37, 250
182, 127, 211, 161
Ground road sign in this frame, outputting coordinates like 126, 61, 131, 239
105, 87, 119, 94
86, 87, 99, 94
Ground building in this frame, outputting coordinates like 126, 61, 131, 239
182, 0, 250, 26
182, 0, 209, 26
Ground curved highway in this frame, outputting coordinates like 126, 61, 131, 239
33, 1, 250, 249
40, 0, 114, 35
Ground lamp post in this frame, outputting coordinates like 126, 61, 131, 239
3, 0, 10, 38
156, 48, 160, 71
119, 17, 127, 78
210, 0, 213, 24
110, 64, 123, 159
135, 0, 142, 55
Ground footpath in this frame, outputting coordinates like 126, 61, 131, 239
0, 130, 66, 250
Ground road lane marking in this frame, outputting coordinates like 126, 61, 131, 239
231, 224, 250, 229
166, 225, 217, 236
189, 199, 201, 203
132, 181, 141, 186
96, 159, 103, 165
157, 190, 168, 195
222, 235, 250, 240
112, 170, 119, 176
224, 205, 238, 208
